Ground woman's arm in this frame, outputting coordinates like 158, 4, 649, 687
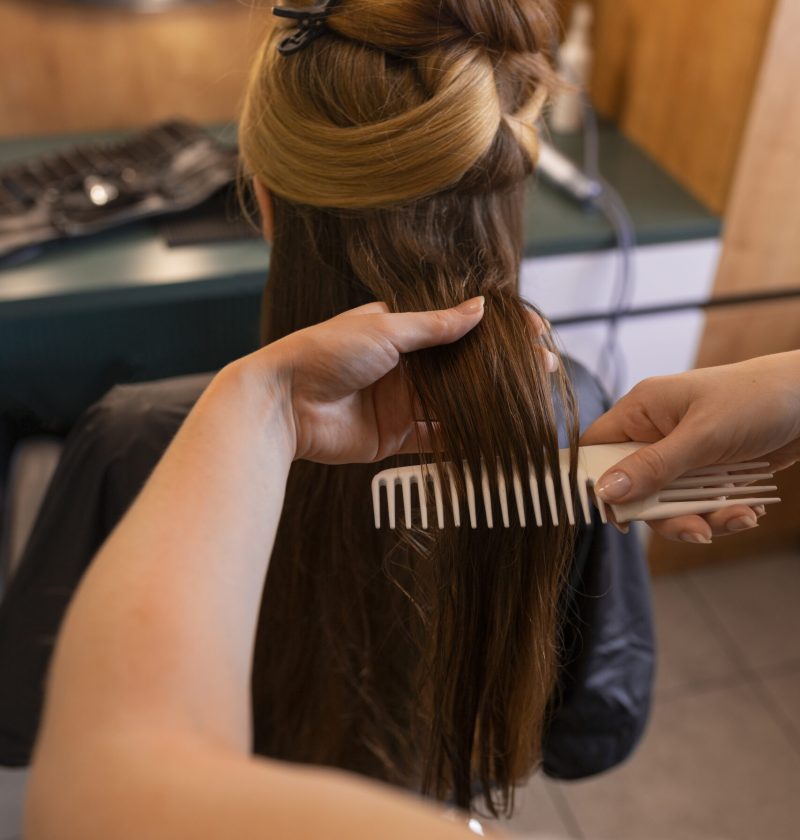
26, 300, 488, 840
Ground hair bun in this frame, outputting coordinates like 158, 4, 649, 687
243, 0, 556, 209
331, 0, 554, 56
439, 0, 551, 54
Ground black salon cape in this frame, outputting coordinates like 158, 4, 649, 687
0, 361, 655, 780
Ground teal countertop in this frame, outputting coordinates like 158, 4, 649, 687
0, 125, 268, 320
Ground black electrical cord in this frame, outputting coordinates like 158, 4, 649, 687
552, 285, 800, 327
579, 89, 638, 399
543, 46, 639, 400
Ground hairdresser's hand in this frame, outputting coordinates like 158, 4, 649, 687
260, 299, 492, 464
580, 352, 800, 543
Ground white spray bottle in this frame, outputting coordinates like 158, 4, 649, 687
550, 2, 594, 134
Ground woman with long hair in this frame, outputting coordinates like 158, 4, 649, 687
240, 0, 630, 817
12, 0, 655, 833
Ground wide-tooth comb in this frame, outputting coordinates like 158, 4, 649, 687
371, 442, 781, 529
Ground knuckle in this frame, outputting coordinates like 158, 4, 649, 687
370, 314, 401, 343
617, 399, 653, 438
635, 445, 669, 482
628, 375, 663, 401
528, 311, 546, 335
364, 319, 400, 360
635, 374, 664, 390
375, 334, 400, 365
430, 309, 456, 336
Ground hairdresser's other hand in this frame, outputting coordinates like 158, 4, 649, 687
580, 352, 800, 543
259, 299, 486, 464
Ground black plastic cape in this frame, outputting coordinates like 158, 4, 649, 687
0, 361, 655, 777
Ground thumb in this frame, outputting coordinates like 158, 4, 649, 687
594, 424, 705, 504
376, 296, 486, 355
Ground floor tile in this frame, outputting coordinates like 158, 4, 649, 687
760, 664, 800, 752
687, 552, 800, 673
506, 773, 578, 839
554, 682, 800, 840
0, 768, 27, 840
651, 575, 742, 699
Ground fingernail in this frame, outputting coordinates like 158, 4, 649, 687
727, 515, 758, 533
595, 471, 631, 501
546, 351, 560, 373
754, 505, 767, 518
680, 532, 712, 545
456, 296, 485, 315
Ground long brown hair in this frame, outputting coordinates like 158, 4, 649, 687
240, 0, 579, 817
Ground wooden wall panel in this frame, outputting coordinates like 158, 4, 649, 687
649, 0, 800, 573
0, 0, 270, 137
598, 0, 777, 213
558, 0, 776, 213
698, 0, 800, 334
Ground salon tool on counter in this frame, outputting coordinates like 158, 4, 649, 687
537, 141, 603, 204
550, 1, 594, 133
0, 120, 237, 263
371, 442, 781, 529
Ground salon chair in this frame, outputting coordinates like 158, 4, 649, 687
0, 438, 63, 597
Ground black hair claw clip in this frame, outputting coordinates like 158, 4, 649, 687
272, 1, 338, 56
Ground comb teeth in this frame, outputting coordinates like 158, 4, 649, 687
370, 444, 782, 529
371, 457, 586, 530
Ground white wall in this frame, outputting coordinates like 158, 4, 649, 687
520, 238, 721, 399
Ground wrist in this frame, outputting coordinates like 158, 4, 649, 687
217, 350, 298, 461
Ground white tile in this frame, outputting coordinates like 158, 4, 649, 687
651, 575, 742, 699
555, 683, 800, 840
521, 240, 720, 316
0, 767, 27, 840
688, 553, 800, 674
760, 665, 800, 745
520, 239, 720, 396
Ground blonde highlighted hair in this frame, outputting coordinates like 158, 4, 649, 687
240, 0, 554, 207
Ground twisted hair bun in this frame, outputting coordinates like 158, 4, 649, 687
241, 0, 556, 208
334, 0, 547, 54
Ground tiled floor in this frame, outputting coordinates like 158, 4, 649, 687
508, 550, 800, 840
2, 552, 798, 840
0, 768, 26, 840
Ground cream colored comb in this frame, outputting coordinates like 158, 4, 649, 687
371, 442, 781, 528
